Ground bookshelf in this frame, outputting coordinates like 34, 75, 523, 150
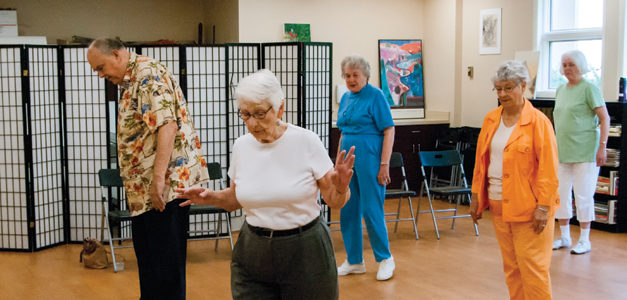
531, 99, 627, 233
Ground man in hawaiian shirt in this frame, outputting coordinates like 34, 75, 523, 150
87, 38, 209, 300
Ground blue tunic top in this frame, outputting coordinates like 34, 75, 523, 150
337, 84, 394, 135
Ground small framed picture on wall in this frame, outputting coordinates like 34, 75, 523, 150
479, 8, 502, 55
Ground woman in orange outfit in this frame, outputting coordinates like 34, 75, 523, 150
470, 60, 560, 300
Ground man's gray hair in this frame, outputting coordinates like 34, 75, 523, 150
89, 38, 125, 55
560, 50, 591, 75
491, 60, 530, 85
341, 55, 371, 79
234, 69, 285, 110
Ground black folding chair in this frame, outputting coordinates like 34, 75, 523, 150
98, 168, 132, 272
384, 152, 419, 239
417, 150, 479, 239
187, 162, 233, 250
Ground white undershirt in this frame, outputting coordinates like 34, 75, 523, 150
488, 118, 515, 200
228, 124, 333, 230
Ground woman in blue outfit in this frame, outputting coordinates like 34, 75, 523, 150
336, 55, 396, 281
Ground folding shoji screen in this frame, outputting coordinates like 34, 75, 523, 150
28, 46, 64, 249
0, 46, 29, 250
0, 42, 331, 250
62, 46, 109, 242
186, 45, 229, 178
302, 43, 332, 149
184, 45, 232, 237
262, 43, 301, 126
226, 44, 261, 159
262, 42, 332, 149
0, 46, 65, 251
140, 46, 182, 88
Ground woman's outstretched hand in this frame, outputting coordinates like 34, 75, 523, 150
332, 146, 356, 193
176, 187, 213, 207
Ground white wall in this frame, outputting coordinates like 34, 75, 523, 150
4, 0, 213, 43
423, 0, 458, 118
204, 0, 239, 43
460, 1, 536, 127
237, 0, 427, 116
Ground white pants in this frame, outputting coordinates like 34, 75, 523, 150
555, 162, 599, 222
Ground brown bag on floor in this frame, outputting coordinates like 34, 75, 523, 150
79, 237, 109, 269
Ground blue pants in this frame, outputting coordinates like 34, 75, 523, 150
340, 134, 391, 264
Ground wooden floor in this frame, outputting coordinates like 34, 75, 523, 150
2, 198, 627, 300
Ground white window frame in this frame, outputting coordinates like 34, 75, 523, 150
535, 0, 604, 98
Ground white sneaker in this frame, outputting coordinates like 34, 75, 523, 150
337, 260, 366, 276
376, 256, 395, 281
552, 237, 572, 250
570, 240, 591, 255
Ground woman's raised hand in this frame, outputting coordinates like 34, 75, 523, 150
332, 146, 356, 192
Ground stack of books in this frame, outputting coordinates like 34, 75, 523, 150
596, 173, 619, 196
609, 124, 622, 137
596, 176, 611, 195
605, 148, 620, 167
594, 200, 617, 224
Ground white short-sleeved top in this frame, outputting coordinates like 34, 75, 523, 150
228, 124, 333, 230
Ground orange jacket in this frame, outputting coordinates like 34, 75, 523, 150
471, 99, 559, 222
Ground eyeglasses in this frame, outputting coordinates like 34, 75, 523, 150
492, 86, 517, 93
238, 106, 273, 120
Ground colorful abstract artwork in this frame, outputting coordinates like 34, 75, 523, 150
283, 24, 311, 42
378, 39, 425, 109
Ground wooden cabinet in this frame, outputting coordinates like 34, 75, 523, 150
330, 123, 450, 192
531, 99, 627, 233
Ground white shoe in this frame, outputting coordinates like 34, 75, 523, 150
552, 237, 571, 250
376, 256, 395, 281
570, 240, 591, 255
337, 260, 366, 276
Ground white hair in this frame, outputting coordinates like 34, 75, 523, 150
234, 69, 284, 110
341, 55, 371, 79
560, 50, 591, 75
491, 60, 530, 85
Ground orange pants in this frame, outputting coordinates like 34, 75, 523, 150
490, 200, 554, 300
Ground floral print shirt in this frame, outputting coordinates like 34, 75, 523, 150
118, 52, 209, 216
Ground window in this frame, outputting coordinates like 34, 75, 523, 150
536, 0, 604, 97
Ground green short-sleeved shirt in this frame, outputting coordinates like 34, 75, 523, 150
553, 79, 605, 163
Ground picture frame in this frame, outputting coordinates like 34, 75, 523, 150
479, 8, 502, 55
283, 23, 311, 42
378, 39, 425, 114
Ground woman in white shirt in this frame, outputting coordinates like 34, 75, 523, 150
177, 69, 355, 300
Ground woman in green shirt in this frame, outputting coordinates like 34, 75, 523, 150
552, 50, 610, 255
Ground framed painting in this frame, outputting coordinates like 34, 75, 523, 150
284, 23, 311, 42
378, 39, 425, 112
479, 8, 502, 55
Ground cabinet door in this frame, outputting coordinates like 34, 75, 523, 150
393, 124, 450, 192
